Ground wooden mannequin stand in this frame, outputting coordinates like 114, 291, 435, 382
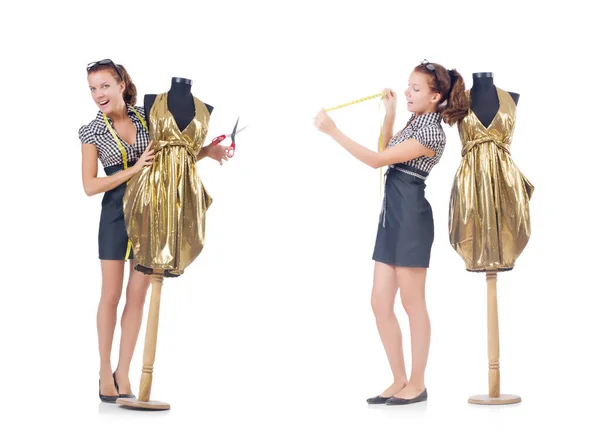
117, 272, 170, 410
468, 271, 521, 405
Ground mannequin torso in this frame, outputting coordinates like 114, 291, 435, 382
144, 77, 213, 132
470, 73, 519, 128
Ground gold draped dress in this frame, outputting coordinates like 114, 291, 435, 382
449, 87, 534, 272
123, 93, 213, 277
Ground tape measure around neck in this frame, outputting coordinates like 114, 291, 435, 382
377, 99, 384, 198
102, 106, 148, 261
102, 106, 148, 169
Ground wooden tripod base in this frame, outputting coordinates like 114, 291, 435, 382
468, 394, 521, 405
117, 272, 170, 411
468, 271, 522, 406
116, 397, 171, 410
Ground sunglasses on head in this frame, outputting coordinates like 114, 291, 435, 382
420, 59, 440, 91
86, 59, 123, 81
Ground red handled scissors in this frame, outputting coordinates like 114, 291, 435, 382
208, 116, 248, 158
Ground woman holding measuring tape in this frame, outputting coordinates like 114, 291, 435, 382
314, 60, 468, 405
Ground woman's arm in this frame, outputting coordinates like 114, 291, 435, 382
81, 144, 141, 196
196, 145, 209, 161
196, 143, 231, 165
81, 141, 154, 196
329, 127, 435, 169
380, 89, 399, 149
380, 111, 396, 149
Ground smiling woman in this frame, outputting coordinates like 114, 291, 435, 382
78, 59, 155, 404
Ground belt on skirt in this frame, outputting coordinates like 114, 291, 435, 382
381, 164, 429, 228
104, 163, 127, 176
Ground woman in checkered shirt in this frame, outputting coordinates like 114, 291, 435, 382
314, 60, 469, 405
79, 60, 154, 402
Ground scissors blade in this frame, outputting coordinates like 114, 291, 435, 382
231, 116, 240, 143
234, 125, 248, 135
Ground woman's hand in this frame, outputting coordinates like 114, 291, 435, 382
200, 144, 231, 165
382, 88, 397, 114
313, 109, 337, 135
133, 141, 155, 172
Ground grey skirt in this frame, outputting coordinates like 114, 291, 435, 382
98, 164, 133, 261
372, 166, 434, 268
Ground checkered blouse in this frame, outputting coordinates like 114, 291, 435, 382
78, 105, 150, 170
387, 112, 446, 179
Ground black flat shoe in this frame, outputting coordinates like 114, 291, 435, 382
113, 372, 136, 398
385, 388, 428, 405
99, 380, 119, 403
367, 395, 392, 404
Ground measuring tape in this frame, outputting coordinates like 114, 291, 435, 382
324, 92, 384, 112
325, 91, 386, 196
103, 107, 149, 260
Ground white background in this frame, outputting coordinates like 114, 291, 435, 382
1, 0, 598, 443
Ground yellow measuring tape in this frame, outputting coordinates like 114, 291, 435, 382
103, 108, 148, 169
103, 107, 149, 260
324, 92, 385, 112
325, 92, 386, 196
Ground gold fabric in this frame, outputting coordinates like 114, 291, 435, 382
449, 87, 534, 272
123, 93, 212, 277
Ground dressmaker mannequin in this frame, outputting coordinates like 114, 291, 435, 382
144, 77, 213, 133
470, 72, 518, 126
464, 72, 522, 406
117, 77, 213, 411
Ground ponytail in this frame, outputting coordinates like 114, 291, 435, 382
117, 64, 138, 106
441, 69, 469, 126
414, 62, 469, 126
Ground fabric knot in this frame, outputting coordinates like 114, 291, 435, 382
461, 136, 510, 157
156, 139, 197, 159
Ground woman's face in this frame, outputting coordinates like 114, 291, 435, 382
88, 70, 125, 115
404, 70, 441, 115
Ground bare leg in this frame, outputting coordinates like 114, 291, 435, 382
114, 262, 151, 394
371, 261, 408, 396
98, 260, 125, 396
393, 267, 430, 399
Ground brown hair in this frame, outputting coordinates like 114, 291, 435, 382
87, 62, 137, 106
413, 62, 469, 126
